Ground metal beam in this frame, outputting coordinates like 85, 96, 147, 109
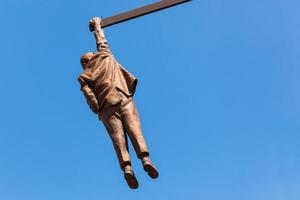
101, 0, 192, 28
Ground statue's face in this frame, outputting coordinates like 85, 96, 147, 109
80, 52, 94, 69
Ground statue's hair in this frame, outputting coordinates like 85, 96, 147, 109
80, 52, 94, 68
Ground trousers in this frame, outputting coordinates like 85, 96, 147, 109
98, 92, 149, 169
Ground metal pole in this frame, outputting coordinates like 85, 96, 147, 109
101, 0, 192, 28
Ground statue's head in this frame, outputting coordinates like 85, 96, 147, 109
80, 52, 94, 69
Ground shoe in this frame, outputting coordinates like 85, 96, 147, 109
123, 165, 139, 189
142, 157, 159, 179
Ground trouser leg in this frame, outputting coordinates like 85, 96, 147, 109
121, 100, 149, 159
99, 107, 131, 169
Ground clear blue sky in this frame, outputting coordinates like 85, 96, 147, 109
0, 0, 299, 199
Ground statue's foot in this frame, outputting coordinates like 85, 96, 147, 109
123, 165, 139, 189
142, 157, 159, 179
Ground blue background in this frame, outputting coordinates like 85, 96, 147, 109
0, 0, 299, 199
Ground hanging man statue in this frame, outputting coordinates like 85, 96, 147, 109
78, 17, 159, 189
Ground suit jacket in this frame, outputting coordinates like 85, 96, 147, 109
78, 34, 137, 110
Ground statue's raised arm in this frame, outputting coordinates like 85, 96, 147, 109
89, 17, 109, 52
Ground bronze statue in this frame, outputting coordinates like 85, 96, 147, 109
78, 17, 159, 189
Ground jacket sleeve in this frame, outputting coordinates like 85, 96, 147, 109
93, 28, 112, 55
78, 76, 99, 114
